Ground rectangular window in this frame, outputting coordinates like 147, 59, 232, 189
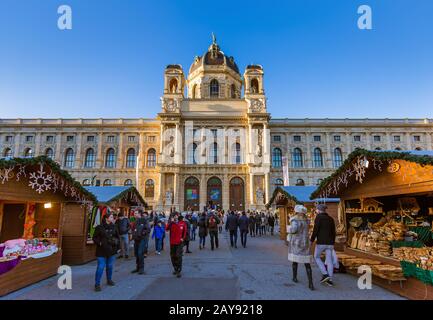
128, 136, 136, 142
313, 135, 321, 142
25, 135, 34, 143
66, 135, 74, 142
353, 135, 361, 142
87, 135, 95, 142
333, 135, 341, 142
273, 135, 281, 142
413, 135, 421, 142
5, 136, 13, 143
394, 135, 401, 142
293, 135, 301, 142
46, 135, 54, 143
373, 135, 381, 142
107, 135, 115, 143
148, 136, 156, 143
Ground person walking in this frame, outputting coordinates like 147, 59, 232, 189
191, 212, 198, 241
239, 212, 249, 248
152, 219, 165, 255
207, 211, 220, 250
248, 212, 256, 237
226, 211, 239, 248
311, 204, 336, 286
92, 212, 119, 292
287, 205, 314, 291
131, 211, 150, 275
218, 212, 224, 234
255, 213, 262, 236
198, 212, 208, 249
268, 214, 275, 236
116, 212, 130, 259
166, 213, 188, 278
141, 212, 152, 258
182, 214, 192, 254
261, 213, 267, 236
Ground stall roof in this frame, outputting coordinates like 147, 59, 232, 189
266, 186, 339, 208
84, 186, 146, 206
311, 148, 433, 200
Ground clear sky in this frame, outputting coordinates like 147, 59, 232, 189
0, 0, 432, 119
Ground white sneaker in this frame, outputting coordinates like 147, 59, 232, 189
157, 251, 161, 255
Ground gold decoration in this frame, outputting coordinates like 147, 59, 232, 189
387, 162, 400, 173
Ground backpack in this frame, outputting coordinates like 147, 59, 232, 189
118, 218, 129, 235
133, 219, 148, 240
208, 216, 217, 229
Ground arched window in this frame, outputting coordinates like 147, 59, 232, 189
187, 143, 198, 164
84, 148, 96, 168
333, 148, 343, 168
415, 147, 422, 151
230, 84, 237, 98
296, 179, 305, 186
169, 78, 178, 93
250, 78, 259, 93
45, 148, 54, 159
64, 148, 75, 168
124, 179, 133, 186
105, 148, 116, 168
82, 179, 91, 186
210, 79, 219, 98
145, 179, 155, 198
275, 179, 284, 187
395, 147, 402, 151
192, 84, 197, 99
272, 148, 282, 168
232, 143, 241, 164
292, 148, 303, 168
313, 148, 323, 168
3, 148, 12, 159
147, 148, 156, 167
375, 147, 382, 151
103, 179, 112, 186
24, 148, 33, 158
209, 142, 218, 164
126, 148, 136, 168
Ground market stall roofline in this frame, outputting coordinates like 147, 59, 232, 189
266, 186, 339, 208
0, 156, 96, 202
84, 186, 146, 207
310, 149, 433, 200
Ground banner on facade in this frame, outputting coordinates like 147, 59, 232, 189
282, 156, 289, 186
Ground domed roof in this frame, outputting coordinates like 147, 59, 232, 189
189, 35, 240, 75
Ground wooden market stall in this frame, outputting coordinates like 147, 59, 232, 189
62, 186, 146, 265
311, 149, 433, 300
0, 156, 95, 297
266, 186, 341, 248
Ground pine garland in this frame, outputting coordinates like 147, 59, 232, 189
310, 148, 433, 200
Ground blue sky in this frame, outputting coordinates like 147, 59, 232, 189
0, 0, 432, 119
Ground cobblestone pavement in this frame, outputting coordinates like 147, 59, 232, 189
2, 227, 405, 300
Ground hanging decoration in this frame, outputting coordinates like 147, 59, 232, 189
28, 163, 53, 194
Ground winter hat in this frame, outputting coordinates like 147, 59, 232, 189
316, 204, 327, 212
294, 205, 307, 214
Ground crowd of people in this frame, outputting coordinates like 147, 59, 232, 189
91, 203, 337, 293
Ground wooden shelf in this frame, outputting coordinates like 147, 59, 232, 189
345, 211, 383, 214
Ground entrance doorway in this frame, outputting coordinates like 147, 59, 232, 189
207, 177, 222, 209
229, 177, 245, 211
184, 176, 200, 211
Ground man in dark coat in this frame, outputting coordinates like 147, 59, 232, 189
311, 204, 336, 286
206, 212, 220, 250
131, 210, 150, 275
238, 212, 249, 248
268, 215, 275, 235
226, 211, 239, 248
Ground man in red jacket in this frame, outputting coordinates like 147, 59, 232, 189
166, 212, 187, 278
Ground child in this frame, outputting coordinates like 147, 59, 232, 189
152, 220, 165, 255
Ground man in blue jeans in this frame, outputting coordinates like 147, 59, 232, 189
310, 204, 336, 286
116, 212, 130, 259
142, 212, 151, 258
131, 211, 150, 275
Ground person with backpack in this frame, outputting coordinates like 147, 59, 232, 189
239, 212, 249, 248
207, 212, 220, 250
152, 219, 165, 255
166, 212, 188, 278
131, 211, 150, 275
116, 212, 130, 259
92, 212, 119, 292
226, 211, 239, 248
198, 212, 208, 249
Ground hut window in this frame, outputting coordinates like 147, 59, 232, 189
147, 148, 156, 167
64, 148, 75, 168
105, 148, 116, 168
292, 148, 303, 168
145, 179, 155, 198
272, 148, 282, 168
84, 148, 96, 168
126, 148, 136, 168
103, 179, 112, 186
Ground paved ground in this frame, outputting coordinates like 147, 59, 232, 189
1, 227, 405, 300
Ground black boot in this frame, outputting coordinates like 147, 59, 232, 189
305, 264, 314, 291
292, 262, 298, 283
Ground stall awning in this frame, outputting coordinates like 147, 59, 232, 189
84, 186, 146, 207
266, 186, 339, 208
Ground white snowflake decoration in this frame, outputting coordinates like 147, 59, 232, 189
0, 167, 14, 184
28, 163, 53, 194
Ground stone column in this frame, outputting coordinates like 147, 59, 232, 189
55, 133, 61, 164
34, 132, 42, 156
265, 173, 270, 205
117, 133, 124, 169
199, 174, 207, 211
248, 124, 253, 162
96, 132, 104, 168
174, 173, 179, 211
306, 132, 312, 168
325, 132, 331, 168
157, 172, 164, 208
345, 132, 351, 155
159, 124, 164, 154
366, 130, 372, 150
222, 174, 230, 211
386, 132, 392, 150
249, 173, 254, 206
406, 132, 412, 150
14, 133, 21, 157
75, 133, 83, 168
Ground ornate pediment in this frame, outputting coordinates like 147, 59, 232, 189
247, 98, 266, 113
161, 98, 180, 113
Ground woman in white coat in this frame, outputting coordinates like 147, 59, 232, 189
287, 205, 314, 290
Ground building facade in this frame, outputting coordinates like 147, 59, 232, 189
1, 38, 433, 212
